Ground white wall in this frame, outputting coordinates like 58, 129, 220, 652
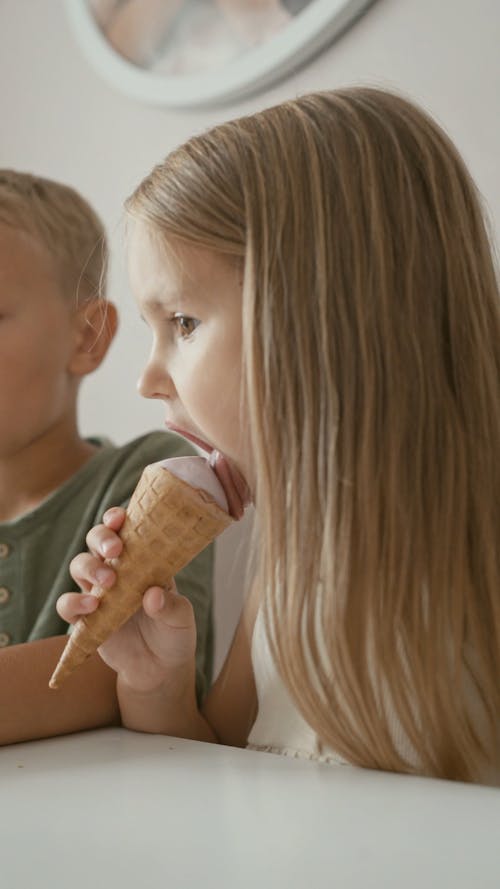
1, 0, 498, 673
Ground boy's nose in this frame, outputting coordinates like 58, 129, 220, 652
137, 358, 176, 401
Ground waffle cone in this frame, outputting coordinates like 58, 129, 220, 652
49, 463, 231, 689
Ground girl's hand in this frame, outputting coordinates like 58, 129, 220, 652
57, 508, 197, 693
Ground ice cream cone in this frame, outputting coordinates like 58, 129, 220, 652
49, 461, 232, 689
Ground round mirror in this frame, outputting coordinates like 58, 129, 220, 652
66, 0, 375, 108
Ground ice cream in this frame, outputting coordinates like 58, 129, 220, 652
49, 456, 232, 689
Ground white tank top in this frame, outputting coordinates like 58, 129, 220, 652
246, 606, 422, 768
246, 607, 349, 764
246, 608, 500, 784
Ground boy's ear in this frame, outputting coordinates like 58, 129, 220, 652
68, 299, 119, 377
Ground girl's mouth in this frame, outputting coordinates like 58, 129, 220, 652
166, 424, 214, 455
165, 423, 251, 519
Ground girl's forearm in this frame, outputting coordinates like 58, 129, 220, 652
0, 636, 120, 746
117, 667, 218, 742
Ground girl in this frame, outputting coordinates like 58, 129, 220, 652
59, 87, 500, 784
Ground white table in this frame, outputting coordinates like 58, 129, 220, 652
0, 728, 498, 889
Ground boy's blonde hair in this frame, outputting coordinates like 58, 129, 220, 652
0, 169, 107, 302
126, 88, 500, 783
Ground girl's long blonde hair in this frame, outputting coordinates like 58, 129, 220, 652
126, 88, 500, 782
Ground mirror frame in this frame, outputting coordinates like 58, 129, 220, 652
66, 0, 375, 108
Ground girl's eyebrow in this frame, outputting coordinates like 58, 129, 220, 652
142, 294, 178, 312
147, 298, 167, 311
143, 289, 201, 314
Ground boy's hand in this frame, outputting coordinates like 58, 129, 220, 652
57, 508, 197, 693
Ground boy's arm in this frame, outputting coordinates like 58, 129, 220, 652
0, 636, 120, 746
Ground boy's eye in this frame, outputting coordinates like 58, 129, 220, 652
172, 313, 200, 338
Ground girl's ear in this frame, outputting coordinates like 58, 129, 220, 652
68, 299, 119, 377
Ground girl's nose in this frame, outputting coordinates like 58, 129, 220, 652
137, 357, 176, 401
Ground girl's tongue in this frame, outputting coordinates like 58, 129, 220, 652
209, 450, 251, 520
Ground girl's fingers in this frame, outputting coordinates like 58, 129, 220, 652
56, 591, 100, 624
139, 583, 197, 669
102, 507, 127, 530
69, 552, 116, 592
142, 582, 194, 628
71, 512, 125, 591
142, 585, 166, 616
85, 523, 123, 560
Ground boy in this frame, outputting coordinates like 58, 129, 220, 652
0, 170, 213, 743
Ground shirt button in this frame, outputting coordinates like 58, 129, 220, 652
0, 542, 10, 559
0, 587, 10, 605
0, 631, 11, 647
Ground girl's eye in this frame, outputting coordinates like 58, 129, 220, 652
172, 313, 200, 339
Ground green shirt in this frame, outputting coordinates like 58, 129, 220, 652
0, 432, 214, 699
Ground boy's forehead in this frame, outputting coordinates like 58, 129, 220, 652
0, 221, 48, 263
0, 222, 60, 289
